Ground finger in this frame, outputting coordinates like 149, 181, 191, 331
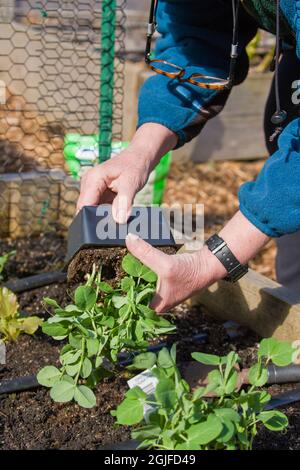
112, 179, 138, 224
149, 279, 171, 314
76, 168, 108, 213
125, 234, 168, 274
149, 292, 164, 313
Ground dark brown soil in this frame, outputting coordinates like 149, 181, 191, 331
0, 232, 66, 280
67, 247, 128, 285
0, 333, 131, 450
67, 246, 177, 285
0, 234, 300, 450
0, 313, 125, 449
19, 282, 70, 318
0, 383, 129, 450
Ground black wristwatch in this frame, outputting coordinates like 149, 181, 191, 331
205, 234, 248, 283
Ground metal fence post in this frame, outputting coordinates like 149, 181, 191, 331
99, 0, 117, 162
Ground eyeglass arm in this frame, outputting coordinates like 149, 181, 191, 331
227, 0, 240, 89
227, 45, 238, 89
231, 44, 238, 58
145, 37, 152, 63
147, 22, 156, 36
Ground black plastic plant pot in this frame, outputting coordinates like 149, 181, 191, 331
67, 205, 177, 264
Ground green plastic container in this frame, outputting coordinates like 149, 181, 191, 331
64, 134, 172, 206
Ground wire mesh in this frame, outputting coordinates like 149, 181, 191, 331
0, 0, 126, 246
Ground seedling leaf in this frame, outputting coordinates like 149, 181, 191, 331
157, 348, 174, 369
97, 281, 113, 293
81, 357, 92, 378
258, 338, 295, 366
50, 379, 75, 403
127, 352, 157, 371
42, 321, 69, 338
37, 366, 61, 388
191, 352, 221, 366
258, 410, 288, 431
248, 363, 268, 387
75, 286, 97, 310
122, 254, 143, 277
155, 378, 176, 409
114, 396, 145, 425
186, 415, 223, 445
74, 385, 96, 408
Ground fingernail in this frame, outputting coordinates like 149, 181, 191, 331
126, 233, 140, 241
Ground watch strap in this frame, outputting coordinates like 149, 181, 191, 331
205, 234, 248, 283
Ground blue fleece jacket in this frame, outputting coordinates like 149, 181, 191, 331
138, 0, 300, 238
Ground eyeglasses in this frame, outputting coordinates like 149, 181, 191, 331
145, 0, 240, 91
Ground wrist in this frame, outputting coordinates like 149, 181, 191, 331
188, 212, 270, 291
219, 211, 270, 264
126, 143, 156, 172
129, 123, 177, 170
193, 245, 228, 288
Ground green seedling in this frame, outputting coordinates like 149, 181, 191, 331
0, 287, 42, 342
112, 338, 296, 450
38, 254, 175, 409
0, 250, 16, 282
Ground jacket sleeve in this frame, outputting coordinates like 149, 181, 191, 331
238, 1, 300, 238
137, 0, 257, 148
239, 119, 300, 237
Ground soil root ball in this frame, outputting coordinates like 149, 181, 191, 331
67, 246, 177, 285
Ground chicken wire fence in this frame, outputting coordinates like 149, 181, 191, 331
0, 0, 126, 244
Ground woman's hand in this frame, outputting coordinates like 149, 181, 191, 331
77, 148, 151, 223
76, 123, 178, 223
126, 211, 270, 313
126, 233, 227, 313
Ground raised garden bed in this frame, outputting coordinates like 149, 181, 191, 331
0, 233, 300, 450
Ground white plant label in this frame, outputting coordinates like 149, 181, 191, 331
128, 368, 158, 418
0, 341, 6, 365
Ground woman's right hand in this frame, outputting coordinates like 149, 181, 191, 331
76, 147, 151, 224
76, 123, 178, 224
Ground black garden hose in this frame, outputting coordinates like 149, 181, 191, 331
267, 364, 300, 385
0, 333, 208, 395
266, 388, 300, 410
0, 374, 39, 395
4, 271, 67, 294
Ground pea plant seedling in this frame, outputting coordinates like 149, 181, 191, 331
113, 338, 296, 450
38, 254, 175, 408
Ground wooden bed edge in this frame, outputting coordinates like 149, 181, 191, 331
190, 268, 300, 343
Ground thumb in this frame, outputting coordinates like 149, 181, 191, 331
126, 233, 168, 274
112, 180, 137, 224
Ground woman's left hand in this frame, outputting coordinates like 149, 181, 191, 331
125, 233, 226, 314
